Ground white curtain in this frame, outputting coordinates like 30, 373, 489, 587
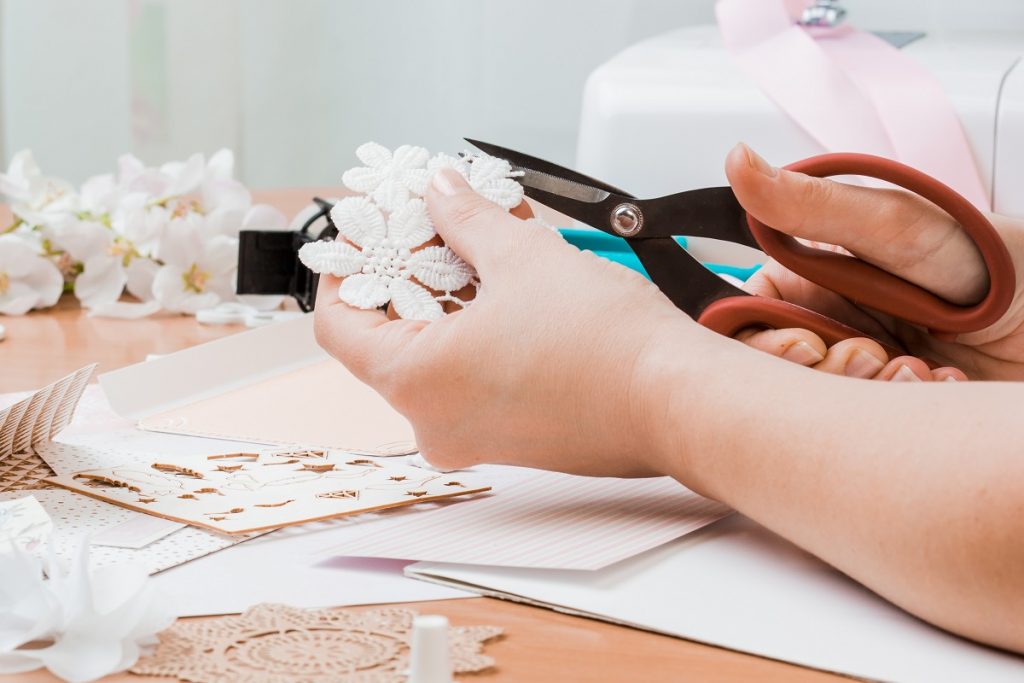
0, 0, 1019, 187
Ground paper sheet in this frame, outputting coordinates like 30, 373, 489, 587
91, 515, 186, 549
0, 384, 473, 614
407, 515, 1024, 683
152, 511, 476, 617
47, 450, 490, 534
335, 469, 730, 570
0, 489, 248, 574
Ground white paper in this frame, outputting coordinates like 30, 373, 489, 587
91, 515, 185, 549
407, 515, 1024, 683
335, 469, 730, 570
153, 511, 475, 617
0, 495, 53, 553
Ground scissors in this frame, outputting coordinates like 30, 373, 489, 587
467, 139, 1016, 351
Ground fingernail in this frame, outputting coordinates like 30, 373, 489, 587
891, 365, 922, 382
782, 341, 824, 365
431, 168, 464, 196
845, 348, 885, 379
943, 375, 959, 382
740, 143, 778, 178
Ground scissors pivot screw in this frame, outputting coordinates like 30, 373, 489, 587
611, 203, 643, 237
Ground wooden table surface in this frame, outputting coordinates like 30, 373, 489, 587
0, 190, 850, 682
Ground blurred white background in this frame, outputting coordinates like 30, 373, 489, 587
1, 0, 1022, 188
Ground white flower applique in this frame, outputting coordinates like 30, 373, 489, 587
302, 143, 530, 321
424, 152, 524, 210
341, 143, 431, 212
299, 196, 474, 321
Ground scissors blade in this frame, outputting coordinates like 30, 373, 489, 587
465, 139, 634, 199
465, 138, 757, 248
465, 138, 637, 231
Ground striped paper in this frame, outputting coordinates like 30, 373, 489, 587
335, 469, 731, 570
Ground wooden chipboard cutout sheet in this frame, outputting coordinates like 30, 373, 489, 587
46, 449, 490, 534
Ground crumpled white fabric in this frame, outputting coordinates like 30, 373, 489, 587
301, 143, 525, 321
0, 540, 175, 683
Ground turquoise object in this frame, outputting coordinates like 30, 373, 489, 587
558, 228, 761, 282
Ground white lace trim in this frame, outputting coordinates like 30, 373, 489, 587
299, 143, 525, 321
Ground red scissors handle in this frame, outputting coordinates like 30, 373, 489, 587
700, 153, 1014, 348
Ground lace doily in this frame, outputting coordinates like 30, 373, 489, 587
131, 603, 503, 682
298, 142, 525, 321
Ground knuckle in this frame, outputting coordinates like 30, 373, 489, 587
798, 177, 835, 218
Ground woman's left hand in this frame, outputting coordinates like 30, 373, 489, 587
314, 167, 718, 476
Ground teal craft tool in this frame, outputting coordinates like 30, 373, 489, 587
557, 228, 761, 283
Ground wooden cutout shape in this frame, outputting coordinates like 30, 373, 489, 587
272, 449, 327, 460
73, 473, 140, 493
207, 452, 259, 461
318, 489, 360, 500
152, 463, 204, 478
300, 463, 335, 473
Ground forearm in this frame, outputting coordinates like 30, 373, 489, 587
657, 332, 1024, 652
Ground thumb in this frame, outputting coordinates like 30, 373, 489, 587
725, 143, 987, 305
425, 167, 518, 274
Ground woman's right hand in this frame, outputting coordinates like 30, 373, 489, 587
726, 143, 1024, 382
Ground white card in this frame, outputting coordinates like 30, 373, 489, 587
91, 515, 185, 549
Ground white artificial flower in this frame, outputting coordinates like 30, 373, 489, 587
40, 195, 163, 319
0, 235, 63, 315
73, 173, 124, 219
151, 214, 238, 314
0, 150, 76, 228
117, 152, 205, 203
424, 152, 524, 210
298, 196, 474, 321
341, 143, 431, 211
199, 149, 251, 216
0, 542, 174, 682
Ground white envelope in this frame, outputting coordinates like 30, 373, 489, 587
407, 515, 1024, 683
99, 315, 416, 456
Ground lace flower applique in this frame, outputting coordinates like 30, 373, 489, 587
301, 142, 526, 321
299, 196, 473, 321
424, 153, 524, 210
341, 143, 430, 212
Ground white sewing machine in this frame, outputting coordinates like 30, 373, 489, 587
577, 25, 1024, 220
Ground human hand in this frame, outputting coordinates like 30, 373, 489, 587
314, 168, 720, 475
726, 143, 1024, 381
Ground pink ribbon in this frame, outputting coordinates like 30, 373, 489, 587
716, 0, 990, 209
